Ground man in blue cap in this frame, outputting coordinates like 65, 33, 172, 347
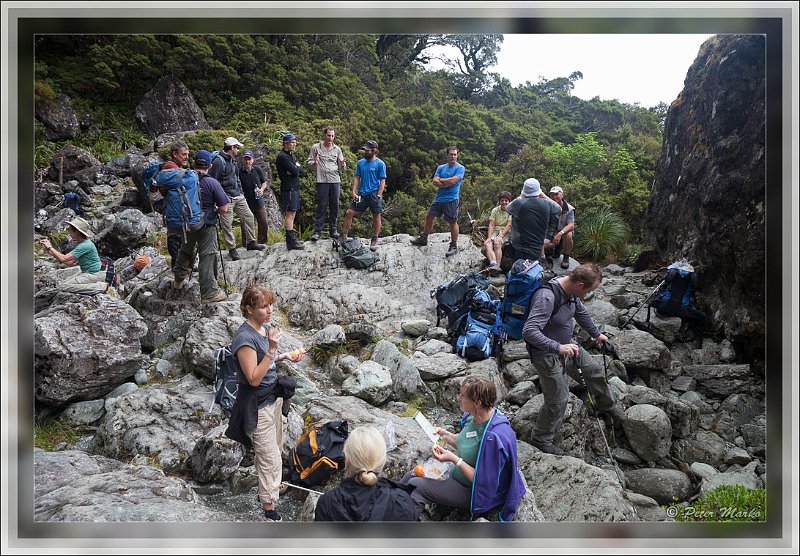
275, 133, 305, 250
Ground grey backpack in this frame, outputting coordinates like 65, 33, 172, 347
335, 238, 378, 269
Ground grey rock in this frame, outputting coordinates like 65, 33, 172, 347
506, 381, 538, 406
719, 339, 737, 362
625, 491, 668, 521
414, 338, 453, 356
426, 326, 449, 341
412, 351, 467, 381
60, 399, 106, 426
36, 92, 80, 140
604, 264, 626, 276
624, 468, 693, 504
134, 76, 210, 137
47, 144, 101, 183
369, 340, 423, 399
499, 341, 529, 363
401, 319, 431, 337
328, 354, 361, 385
671, 430, 728, 467
104, 382, 139, 413
583, 299, 619, 327
342, 360, 394, 405
611, 327, 672, 373
724, 446, 752, 466
190, 425, 244, 483
700, 462, 763, 496
671, 375, 696, 392
682, 364, 755, 399
690, 462, 718, 481
680, 390, 713, 414
612, 447, 642, 465
94, 208, 151, 259
134, 368, 149, 385
621, 404, 672, 462
502, 359, 535, 384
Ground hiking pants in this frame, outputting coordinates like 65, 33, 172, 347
530, 347, 616, 445
247, 204, 270, 245
251, 398, 284, 506
219, 195, 256, 249
314, 182, 340, 235
167, 229, 183, 270
400, 471, 471, 514
60, 270, 107, 295
173, 225, 222, 301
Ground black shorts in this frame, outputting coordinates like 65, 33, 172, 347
280, 188, 301, 212
428, 200, 459, 222
349, 191, 383, 215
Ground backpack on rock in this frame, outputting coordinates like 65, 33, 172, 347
334, 237, 379, 269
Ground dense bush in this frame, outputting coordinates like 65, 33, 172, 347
673, 485, 766, 522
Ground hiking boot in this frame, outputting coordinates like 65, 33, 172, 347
263, 509, 283, 522
172, 276, 187, 290
488, 261, 501, 276
202, 291, 227, 304
310, 232, 320, 241
228, 248, 241, 261
370, 236, 379, 251
560, 254, 571, 269
603, 405, 628, 422
445, 242, 458, 257
246, 242, 266, 251
330, 230, 340, 239
531, 441, 564, 456
285, 230, 305, 250
410, 234, 428, 246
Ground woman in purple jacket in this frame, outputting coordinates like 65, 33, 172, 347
401, 375, 526, 521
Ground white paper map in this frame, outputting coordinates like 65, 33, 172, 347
414, 411, 442, 445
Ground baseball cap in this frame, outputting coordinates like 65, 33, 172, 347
224, 137, 243, 148
361, 140, 379, 150
242, 150, 254, 159
282, 133, 296, 143
521, 178, 542, 198
194, 149, 213, 168
549, 186, 564, 194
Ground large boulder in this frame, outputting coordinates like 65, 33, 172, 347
621, 404, 672, 463
644, 35, 765, 361
93, 208, 152, 259
35, 92, 79, 141
34, 295, 147, 407
47, 144, 101, 182
134, 76, 210, 138
624, 468, 694, 505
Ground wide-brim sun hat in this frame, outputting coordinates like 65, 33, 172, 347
521, 178, 541, 198
66, 216, 93, 239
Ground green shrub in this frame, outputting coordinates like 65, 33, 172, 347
673, 485, 766, 522
573, 207, 629, 263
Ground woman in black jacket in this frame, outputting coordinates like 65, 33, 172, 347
314, 426, 418, 522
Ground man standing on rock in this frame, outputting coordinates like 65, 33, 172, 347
307, 126, 346, 241
171, 150, 229, 304
542, 186, 576, 270
504, 178, 561, 264
239, 150, 270, 246
275, 133, 305, 250
341, 140, 386, 252
522, 262, 627, 455
410, 146, 465, 258
160, 141, 190, 269
209, 137, 266, 260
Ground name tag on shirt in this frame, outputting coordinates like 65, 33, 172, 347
466, 431, 478, 438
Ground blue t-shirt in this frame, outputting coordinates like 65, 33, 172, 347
355, 157, 387, 195
433, 162, 465, 203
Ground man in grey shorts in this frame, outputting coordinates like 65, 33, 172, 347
410, 146, 465, 258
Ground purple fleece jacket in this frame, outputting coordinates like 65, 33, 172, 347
461, 409, 526, 521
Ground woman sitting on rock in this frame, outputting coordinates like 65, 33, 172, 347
314, 425, 419, 522
400, 375, 526, 521
224, 284, 304, 522
38, 217, 111, 295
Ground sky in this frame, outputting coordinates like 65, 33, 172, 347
434, 34, 713, 108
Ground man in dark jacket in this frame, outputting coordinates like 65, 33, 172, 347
275, 133, 305, 250
209, 137, 266, 260
239, 150, 270, 245
504, 177, 561, 264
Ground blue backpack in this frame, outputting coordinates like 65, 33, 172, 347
63, 192, 82, 214
140, 161, 166, 213
454, 289, 504, 361
156, 168, 203, 236
501, 259, 546, 340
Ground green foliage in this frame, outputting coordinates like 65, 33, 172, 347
34, 419, 79, 451
618, 243, 647, 267
673, 485, 766, 522
308, 340, 361, 366
573, 207, 630, 263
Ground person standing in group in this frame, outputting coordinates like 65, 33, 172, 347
170, 149, 230, 304
239, 150, 270, 246
504, 177, 561, 264
209, 137, 266, 261
160, 141, 190, 270
275, 133, 305, 251
225, 285, 305, 522
38, 217, 111, 296
410, 146, 466, 258
307, 126, 346, 241
521, 263, 627, 456
542, 186, 576, 270
340, 140, 386, 252
483, 190, 513, 274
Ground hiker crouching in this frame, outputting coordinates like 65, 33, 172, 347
39, 217, 110, 296
314, 426, 418, 522
521, 263, 627, 456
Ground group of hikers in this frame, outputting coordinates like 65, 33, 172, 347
36, 127, 709, 522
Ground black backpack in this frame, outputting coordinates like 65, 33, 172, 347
288, 420, 349, 487
430, 271, 491, 331
210, 344, 239, 414
99, 256, 119, 292
334, 238, 378, 269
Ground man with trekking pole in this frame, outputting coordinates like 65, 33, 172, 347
521, 262, 627, 455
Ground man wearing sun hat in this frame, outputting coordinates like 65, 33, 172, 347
209, 136, 266, 260
504, 177, 561, 264
38, 216, 110, 295
543, 185, 576, 270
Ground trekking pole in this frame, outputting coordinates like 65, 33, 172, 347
215, 227, 228, 290
569, 350, 643, 521
280, 481, 323, 496
618, 279, 666, 330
